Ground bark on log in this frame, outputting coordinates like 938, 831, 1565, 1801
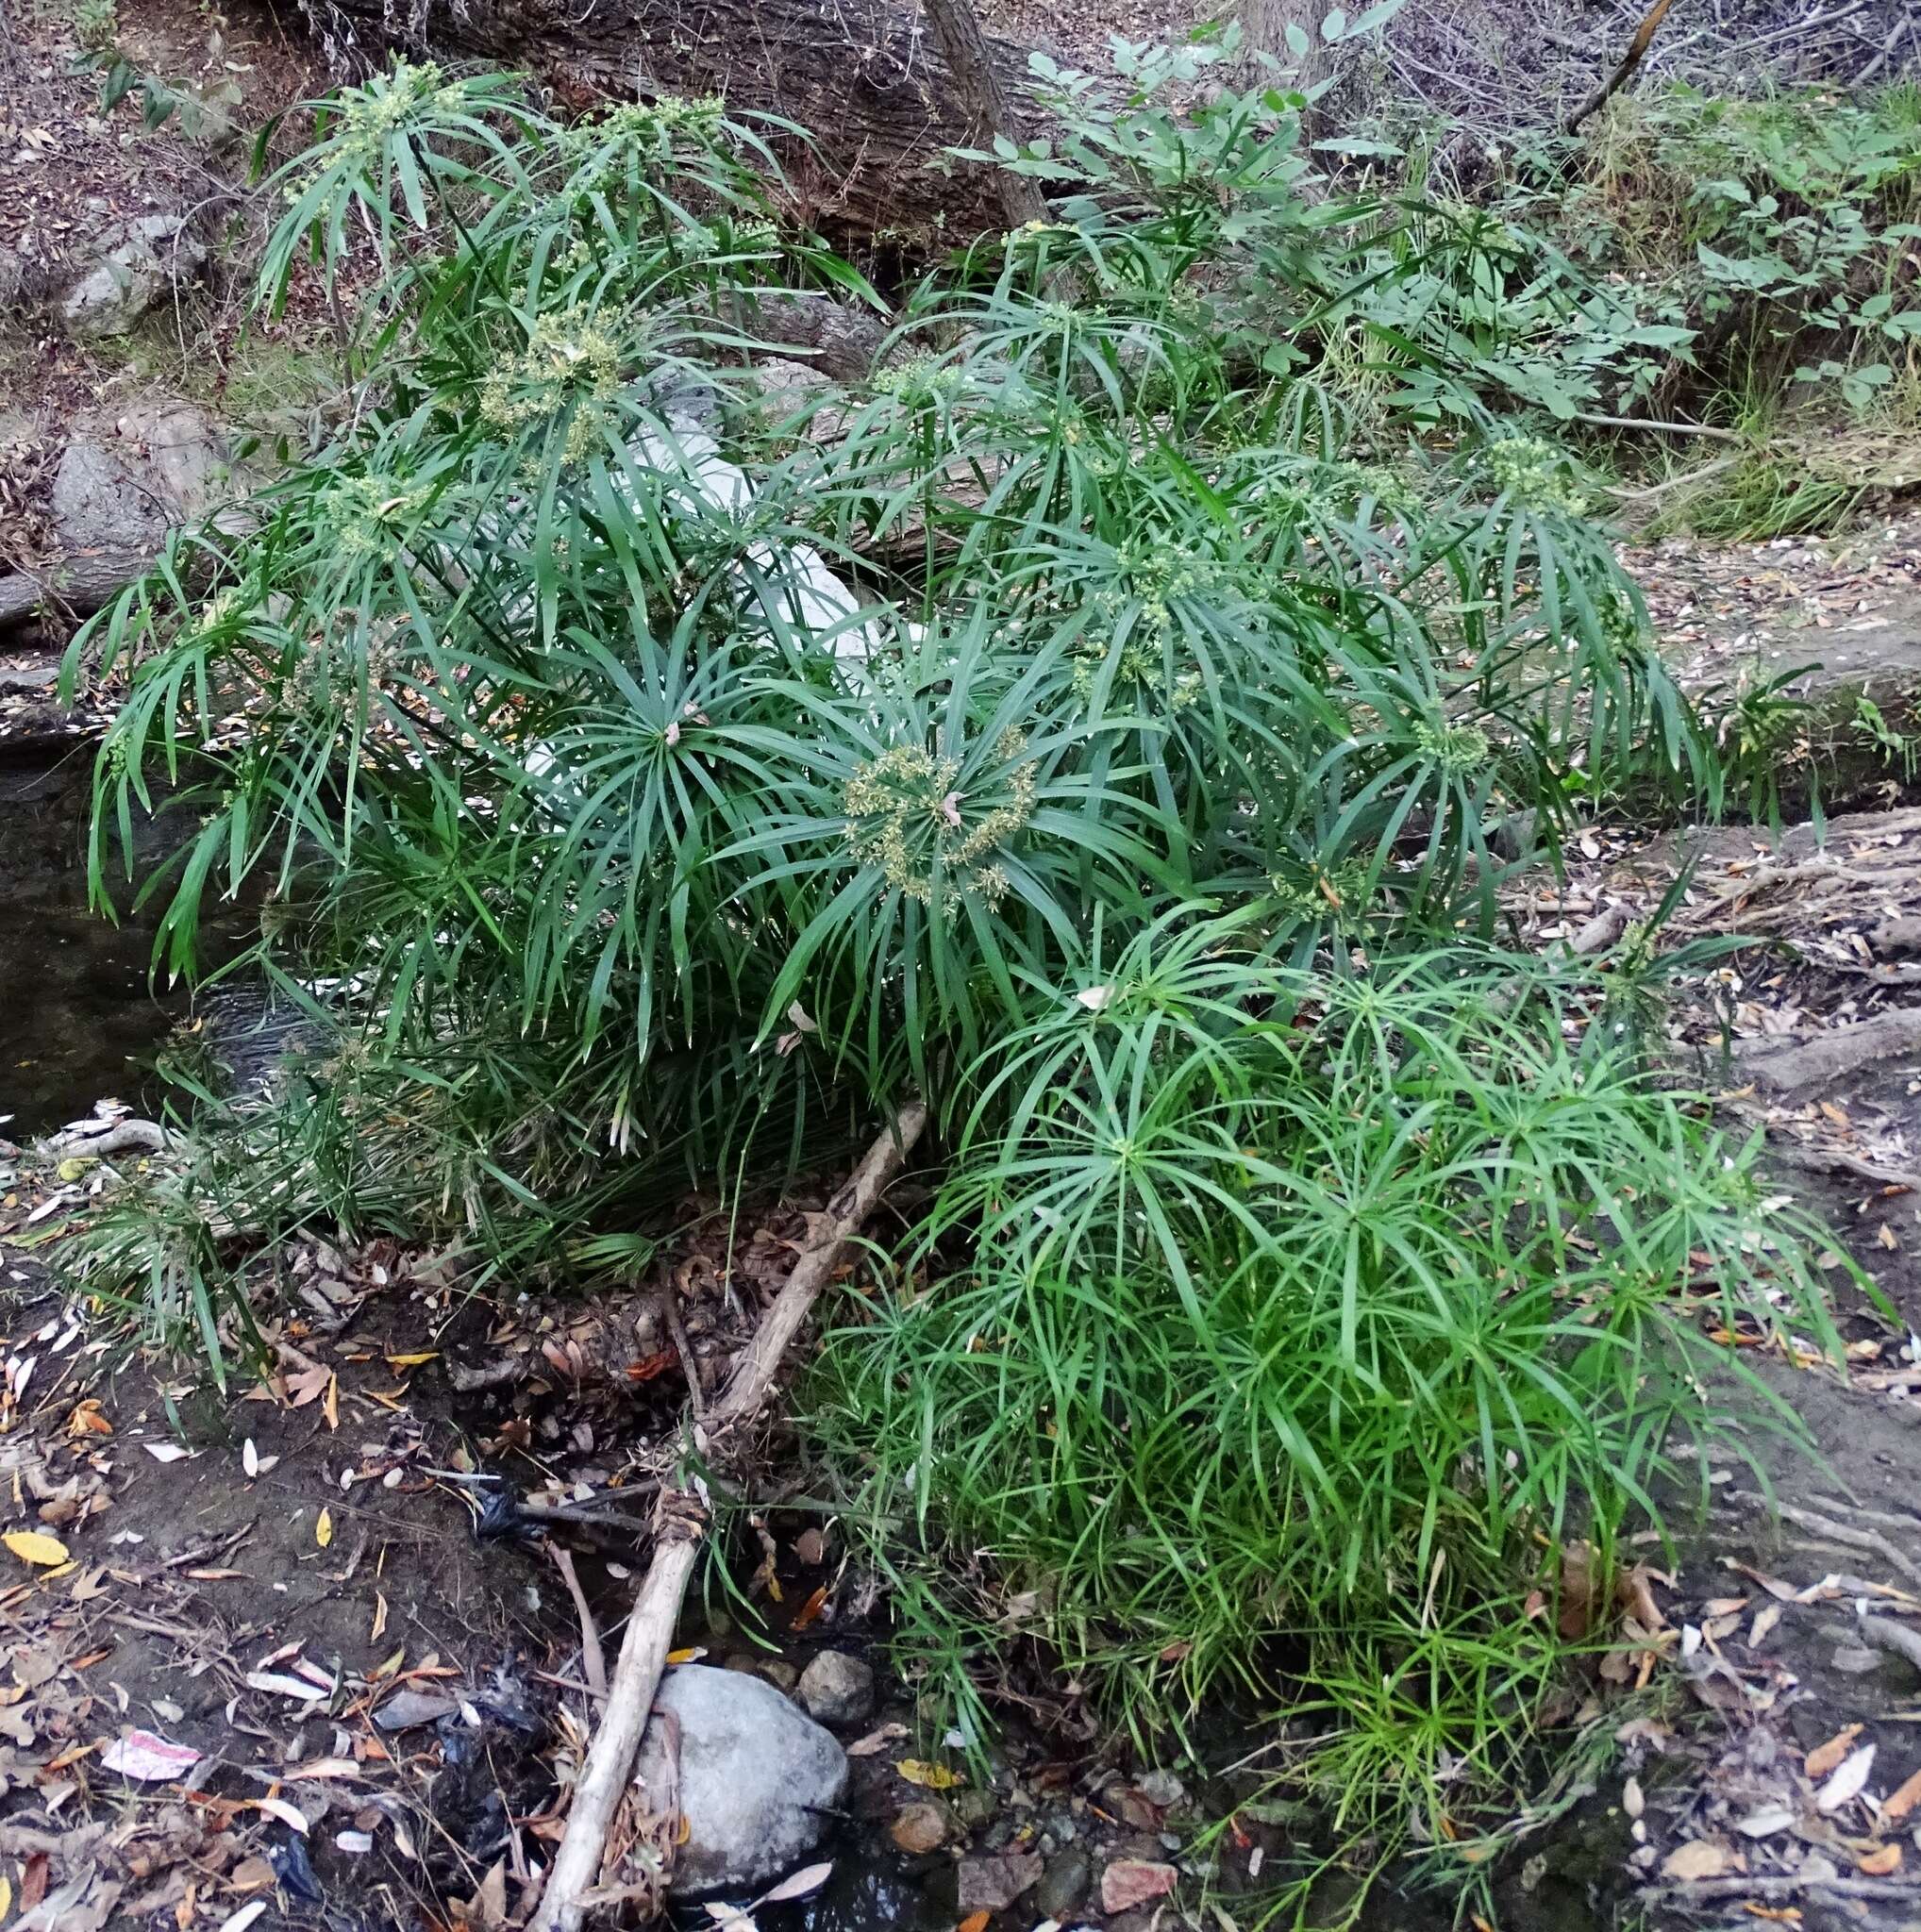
306, 0, 1041, 242
0, 551, 148, 632
920, 0, 1046, 228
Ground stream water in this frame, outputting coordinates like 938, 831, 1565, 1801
0, 741, 208, 1139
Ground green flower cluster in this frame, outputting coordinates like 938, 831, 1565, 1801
1325, 460, 1422, 518
1412, 716, 1492, 773
1267, 859, 1375, 925
1098, 539, 1233, 630
184, 586, 245, 642
1260, 461, 1421, 527
871, 353, 963, 408
1596, 584, 1646, 653
596, 95, 727, 146
292, 61, 465, 210
1480, 438, 1586, 514
326, 474, 432, 557
1070, 632, 1204, 707
480, 308, 624, 463
844, 732, 1038, 912
560, 95, 729, 187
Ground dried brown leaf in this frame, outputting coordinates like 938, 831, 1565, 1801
1660, 1840, 1735, 1880
1881, 1764, 1921, 1824
1805, 1724, 1864, 1780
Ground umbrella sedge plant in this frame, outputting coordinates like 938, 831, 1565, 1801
57, 34, 1849, 1904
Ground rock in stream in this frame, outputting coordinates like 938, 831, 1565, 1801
635, 1664, 847, 1895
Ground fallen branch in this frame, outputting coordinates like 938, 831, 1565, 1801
532, 1510, 705, 1932
550, 1544, 609, 1697
528, 1102, 927, 1932
42, 1118, 170, 1159
1857, 12, 1912, 83
1565, 0, 1679, 133
1572, 410, 1739, 443
1736, 1008, 1921, 1097
1645, 1874, 1919, 1903
1601, 452, 1744, 504
1860, 1610, 1921, 1675
710, 1103, 928, 1430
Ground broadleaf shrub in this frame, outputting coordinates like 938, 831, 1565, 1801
1425, 81, 1921, 422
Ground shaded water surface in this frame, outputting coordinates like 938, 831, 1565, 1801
0, 743, 203, 1138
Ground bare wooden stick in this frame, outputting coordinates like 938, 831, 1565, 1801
1645, 1874, 1920, 1903
549, 1545, 609, 1698
1565, 0, 1679, 133
1572, 410, 1738, 442
710, 1101, 928, 1431
1601, 452, 1744, 503
531, 1524, 703, 1932
527, 1104, 926, 1932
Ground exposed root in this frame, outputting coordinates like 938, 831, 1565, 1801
1735, 1491, 1921, 1588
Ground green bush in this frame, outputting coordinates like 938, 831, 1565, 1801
805, 911, 1841, 1758
59, 43, 1845, 1877
1470, 83, 1921, 421
74, 50, 1698, 1171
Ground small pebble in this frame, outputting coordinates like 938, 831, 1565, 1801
796, 1650, 875, 1725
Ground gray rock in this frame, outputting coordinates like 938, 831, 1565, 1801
374, 1688, 459, 1731
949, 1786, 998, 1829
1033, 1848, 1093, 1920
796, 1650, 875, 1726
635, 1664, 847, 1896
61, 214, 207, 338
11, 405, 238, 624
117, 401, 233, 515
719, 1653, 797, 1692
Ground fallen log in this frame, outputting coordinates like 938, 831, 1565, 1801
0, 549, 160, 633
306, 0, 1038, 243
528, 1100, 927, 1932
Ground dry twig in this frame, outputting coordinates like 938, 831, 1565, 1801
528, 1103, 927, 1932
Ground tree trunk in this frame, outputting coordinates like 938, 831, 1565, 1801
1234, 0, 1333, 92
305, 0, 1041, 243
919, 0, 1046, 228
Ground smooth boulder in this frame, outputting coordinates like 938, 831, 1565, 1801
634, 1664, 847, 1895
